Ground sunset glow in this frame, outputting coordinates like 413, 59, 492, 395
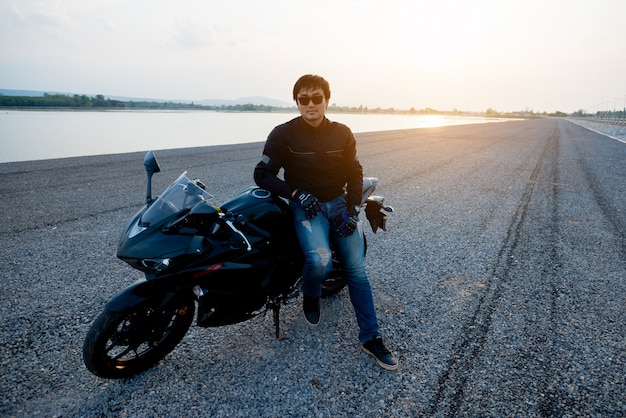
1, 0, 624, 113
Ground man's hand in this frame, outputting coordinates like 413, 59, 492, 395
294, 190, 322, 219
334, 208, 359, 237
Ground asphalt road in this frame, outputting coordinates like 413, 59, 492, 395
1, 118, 624, 416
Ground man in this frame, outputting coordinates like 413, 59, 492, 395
254, 74, 397, 370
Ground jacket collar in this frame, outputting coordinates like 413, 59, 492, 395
297, 116, 329, 131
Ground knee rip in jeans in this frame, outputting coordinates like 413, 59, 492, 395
300, 220, 313, 233
309, 247, 331, 268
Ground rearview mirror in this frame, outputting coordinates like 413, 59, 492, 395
144, 151, 161, 175
143, 151, 161, 204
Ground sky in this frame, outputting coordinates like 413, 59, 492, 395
1, 0, 625, 113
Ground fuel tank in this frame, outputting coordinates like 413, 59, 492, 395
221, 187, 292, 237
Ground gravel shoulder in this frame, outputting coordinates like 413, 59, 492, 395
1, 119, 624, 417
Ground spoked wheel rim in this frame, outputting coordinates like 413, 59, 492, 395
321, 267, 348, 297
104, 303, 190, 367
83, 294, 194, 379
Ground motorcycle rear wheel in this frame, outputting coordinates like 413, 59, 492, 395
83, 294, 195, 379
321, 271, 347, 296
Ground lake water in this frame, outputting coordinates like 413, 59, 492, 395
0, 110, 506, 163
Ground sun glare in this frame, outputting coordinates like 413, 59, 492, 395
419, 115, 447, 128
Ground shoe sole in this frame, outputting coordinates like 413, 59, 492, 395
362, 346, 398, 371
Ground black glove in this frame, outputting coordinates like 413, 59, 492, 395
294, 190, 321, 219
333, 208, 359, 237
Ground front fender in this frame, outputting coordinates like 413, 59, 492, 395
104, 279, 179, 313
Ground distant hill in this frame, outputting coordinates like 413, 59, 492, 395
0, 89, 292, 108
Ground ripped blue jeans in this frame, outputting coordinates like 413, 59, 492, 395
290, 194, 380, 343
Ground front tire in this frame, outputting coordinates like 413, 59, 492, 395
83, 294, 194, 379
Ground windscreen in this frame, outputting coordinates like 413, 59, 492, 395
140, 172, 213, 226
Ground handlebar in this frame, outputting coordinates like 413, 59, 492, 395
223, 217, 252, 252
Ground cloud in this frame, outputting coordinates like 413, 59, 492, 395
174, 18, 214, 49
1, 0, 625, 111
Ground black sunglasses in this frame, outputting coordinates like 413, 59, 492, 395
297, 95, 324, 106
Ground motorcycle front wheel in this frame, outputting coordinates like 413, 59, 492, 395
83, 294, 195, 379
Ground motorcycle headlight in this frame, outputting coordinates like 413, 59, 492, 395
140, 258, 172, 272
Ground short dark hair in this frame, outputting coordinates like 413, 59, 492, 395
292, 74, 331, 101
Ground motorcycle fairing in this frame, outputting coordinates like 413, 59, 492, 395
104, 259, 273, 318
104, 279, 177, 313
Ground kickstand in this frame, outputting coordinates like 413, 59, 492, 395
272, 303, 286, 340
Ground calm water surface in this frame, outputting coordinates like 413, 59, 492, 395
0, 110, 505, 163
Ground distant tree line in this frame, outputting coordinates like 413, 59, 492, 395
1, 93, 573, 118
0, 93, 127, 108
327, 104, 479, 116
484, 107, 569, 118
570, 108, 625, 121
0, 93, 285, 112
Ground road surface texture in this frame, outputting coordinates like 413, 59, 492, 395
1, 118, 624, 416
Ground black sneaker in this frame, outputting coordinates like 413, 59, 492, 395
303, 296, 320, 326
362, 336, 398, 370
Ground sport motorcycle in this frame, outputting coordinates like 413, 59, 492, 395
82, 151, 393, 378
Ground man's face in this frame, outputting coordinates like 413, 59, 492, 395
296, 88, 327, 127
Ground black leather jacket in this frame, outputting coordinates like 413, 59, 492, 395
254, 116, 363, 207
